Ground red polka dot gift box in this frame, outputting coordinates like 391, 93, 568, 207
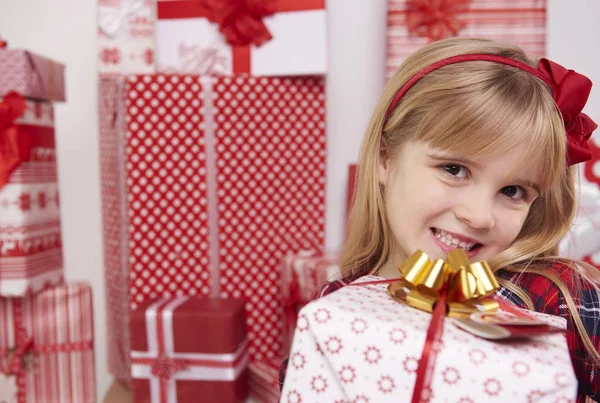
281, 276, 577, 402
98, 73, 326, 380
385, 0, 547, 81
129, 296, 248, 403
0, 95, 64, 296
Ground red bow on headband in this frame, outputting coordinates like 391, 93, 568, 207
200, 0, 277, 47
537, 58, 598, 165
1, 92, 28, 189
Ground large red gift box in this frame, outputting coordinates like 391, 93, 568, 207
0, 282, 96, 403
0, 47, 66, 101
0, 95, 64, 296
99, 73, 326, 379
130, 296, 248, 403
385, 0, 547, 80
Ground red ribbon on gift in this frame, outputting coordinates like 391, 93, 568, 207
0, 92, 29, 190
406, 0, 472, 42
157, 0, 325, 73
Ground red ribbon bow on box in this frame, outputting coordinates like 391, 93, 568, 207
537, 58, 598, 165
0, 92, 29, 189
406, 0, 472, 42
200, 0, 277, 47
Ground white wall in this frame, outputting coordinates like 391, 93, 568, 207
0, 0, 599, 400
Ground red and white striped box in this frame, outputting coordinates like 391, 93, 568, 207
155, 0, 327, 76
385, 0, 547, 80
99, 73, 326, 379
248, 358, 283, 403
280, 251, 339, 355
97, 0, 156, 75
0, 282, 96, 403
130, 296, 249, 403
0, 95, 64, 297
0, 47, 66, 102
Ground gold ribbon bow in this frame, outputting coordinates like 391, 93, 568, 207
387, 249, 499, 318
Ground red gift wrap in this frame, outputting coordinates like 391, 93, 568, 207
0, 47, 66, 102
99, 74, 326, 379
130, 296, 249, 403
0, 94, 64, 296
0, 282, 96, 403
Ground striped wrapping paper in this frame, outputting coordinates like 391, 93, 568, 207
0, 97, 64, 297
248, 359, 282, 403
0, 282, 96, 403
385, 0, 547, 80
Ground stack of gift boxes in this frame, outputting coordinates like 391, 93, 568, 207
95, 0, 599, 402
0, 44, 96, 402
97, 0, 327, 402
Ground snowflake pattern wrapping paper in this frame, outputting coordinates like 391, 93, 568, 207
99, 73, 326, 379
0, 98, 64, 296
281, 276, 578, 402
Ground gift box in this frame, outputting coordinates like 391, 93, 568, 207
0, 94, 64, 296
99, 73, 326, 379
281, 276, 578, 402
248, 358, 282, 403
0, 282, 96, 403
280, 251, 339, 355
130, 296, 249, 403
97, 0, 156, 75
155, 0, 327, 76
385, 0, 547, 80
0, 46, 66, 101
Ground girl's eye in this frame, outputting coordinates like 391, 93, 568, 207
441, 164, 469, 179
501, 186, 528, 201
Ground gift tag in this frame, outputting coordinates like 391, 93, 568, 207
0, 373, 17, 403
453, 311, 565, 340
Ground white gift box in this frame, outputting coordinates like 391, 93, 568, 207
281, 276, 578, 402
156, 0, 327, 76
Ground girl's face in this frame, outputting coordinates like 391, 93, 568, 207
377, 140, 541, 276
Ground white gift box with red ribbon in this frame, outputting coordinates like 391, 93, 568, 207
281, 276, 578, 402
155, 0, 327, 76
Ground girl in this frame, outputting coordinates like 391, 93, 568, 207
280, 38, 599, 401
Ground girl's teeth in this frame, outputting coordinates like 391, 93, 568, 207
458, 241, 467, 248
434, 228, 477, 251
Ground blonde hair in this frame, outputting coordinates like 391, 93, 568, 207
341, 38, 600, 367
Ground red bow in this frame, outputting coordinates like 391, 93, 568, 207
406, 0, 472, 42
537, 59, 598, 165
0, 92, 28, 189
200, 0, 277, 47
151, 355, 189, 380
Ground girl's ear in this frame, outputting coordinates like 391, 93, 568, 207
377, 138, 390, 185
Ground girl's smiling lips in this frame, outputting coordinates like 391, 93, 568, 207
430, 227, 484, 258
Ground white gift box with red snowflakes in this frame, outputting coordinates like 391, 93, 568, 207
0, 99, 64, 296
281, 276, 577, 402
97, 0, 155, 75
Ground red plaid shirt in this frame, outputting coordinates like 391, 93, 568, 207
279, 264, 600, 401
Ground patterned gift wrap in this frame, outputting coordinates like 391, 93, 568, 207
386, 0, 547, 80
0, 47, 65, 101
99, 73, 326, 379
0, 95, 64, 296
281, 276, 578, 402
0, 282, 96, 403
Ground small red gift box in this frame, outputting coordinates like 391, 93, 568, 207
130, 296, 249, 403
0, 94, 64, 296
0, 46, 66, 102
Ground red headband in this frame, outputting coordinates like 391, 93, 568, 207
385, 54, 598, 165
